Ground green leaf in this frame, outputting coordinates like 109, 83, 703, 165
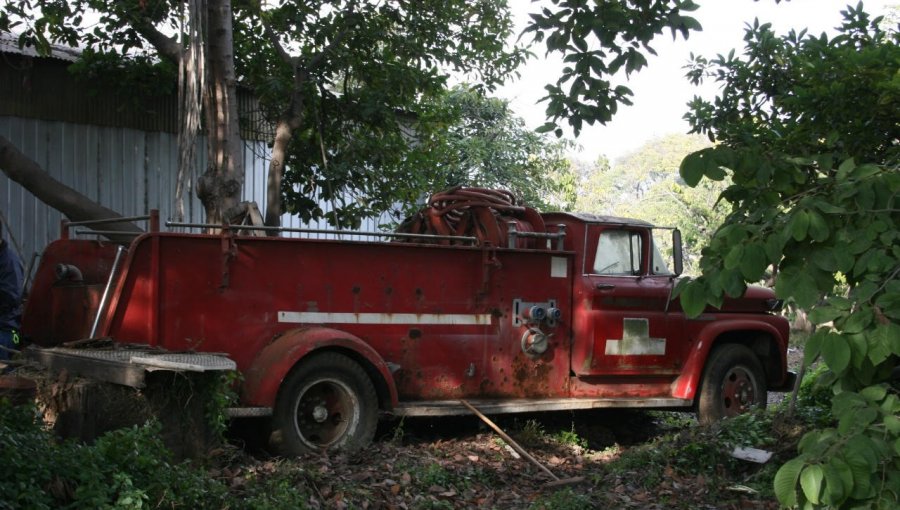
774, 458, 804, 507
775, 268, 820, 309
859, 384, 886, 403
791, 210, 810, 241
821, 463, 846, 506
724, 244, 744, 270
829, 457, 855, 502
850, 163, 881, 179
739, 243, 767, 281
885, 415, 900, 434
872, 323, 900, 355
679, 280, 708, 317
845, 451, 875, 499
821, 333, 851, 375
814, 201, 846, 214
806, 210, 829, 242
847, 333, 868, 370
800, 464, 824, 505
720, 268, 746, 298
809, 305, 844, 325
828, 296, 852, 310
837, 158, 856, 180
867, 327, 892, 365
680, 150, 707, 187
764, 234, 785, 262
840, 308, 872, 334
804, 330, 825, 366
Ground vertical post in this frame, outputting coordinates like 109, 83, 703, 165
61, 219, 70, 240
149, 209, 160, 233
556, 224, 567, 251
507, 221, 518, 249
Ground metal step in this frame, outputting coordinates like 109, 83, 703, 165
27, 346, 236, 388
392, 397, 693, 417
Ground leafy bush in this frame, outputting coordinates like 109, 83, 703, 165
0, 400, 227, 509
677, 4, 899, 507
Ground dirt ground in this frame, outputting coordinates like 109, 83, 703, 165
215, 346, 809, 509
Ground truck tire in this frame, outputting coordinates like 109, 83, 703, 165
697, 344, 766, 424
272, 352, 378, 455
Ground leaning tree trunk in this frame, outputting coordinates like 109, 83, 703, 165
0, 135, 141, 237
196, 0, 244, 225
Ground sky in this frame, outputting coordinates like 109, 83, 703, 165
497, 0, 896, 165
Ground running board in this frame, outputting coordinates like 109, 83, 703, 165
392, 397, 693, 417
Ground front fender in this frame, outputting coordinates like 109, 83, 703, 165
241, 327, 398, 409
671, 318, 787, 400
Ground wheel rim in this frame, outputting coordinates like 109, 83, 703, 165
720, 365, 760, 417
292, 378, 360, 449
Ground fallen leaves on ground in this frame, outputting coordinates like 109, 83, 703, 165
215, 411, 786, 509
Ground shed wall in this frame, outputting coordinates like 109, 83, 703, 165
0, 115, 393, 277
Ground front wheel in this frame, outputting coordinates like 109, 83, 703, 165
272, 352, 378, 455
697, 344, 766, 424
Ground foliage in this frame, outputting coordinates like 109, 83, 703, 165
676, 4, 900, 507
553, 426, 589, 450
204, 370, 241, 441
2, 0, 526, 227
607, 410, 778, 494
0, 401, 228, 509
231, 462, 311, 510
574, 134, 725, 273
405, 86, 577, 214
233, 0, 527, 227
529, 487, 594, 510
524, 0, 701, 136
66, 48, 177, 102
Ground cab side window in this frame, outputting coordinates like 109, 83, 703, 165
592, 230, 642, 275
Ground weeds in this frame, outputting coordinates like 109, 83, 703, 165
530, 487, 594, 509
553, 426, 588, 450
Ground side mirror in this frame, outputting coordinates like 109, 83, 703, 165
672, 229, 684, 276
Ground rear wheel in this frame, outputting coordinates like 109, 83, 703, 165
272, 352, 378, 455
697, 344, 766, 424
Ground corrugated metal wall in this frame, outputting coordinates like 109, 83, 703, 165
0, 115, 392, 271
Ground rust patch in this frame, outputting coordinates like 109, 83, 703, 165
510, 354, 554, 395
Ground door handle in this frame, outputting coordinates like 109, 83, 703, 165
595, 283, 616, 290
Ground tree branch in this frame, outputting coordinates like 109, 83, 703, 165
133, 20, 182, 62
305, 4, 358, 73
0, 136, 142, 238
260, 16, 294, 67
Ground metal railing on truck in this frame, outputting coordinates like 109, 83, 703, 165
61, 209, 568, 251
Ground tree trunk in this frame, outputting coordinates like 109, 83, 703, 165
196, 0, 243, 225
264, 119, 295, 229
0, 135, 141, 237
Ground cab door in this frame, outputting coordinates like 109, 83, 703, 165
574, 226, 686, 376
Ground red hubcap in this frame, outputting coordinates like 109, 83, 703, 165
720, 366, 758, 417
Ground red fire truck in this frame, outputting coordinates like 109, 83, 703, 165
22, 190, 794, 455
